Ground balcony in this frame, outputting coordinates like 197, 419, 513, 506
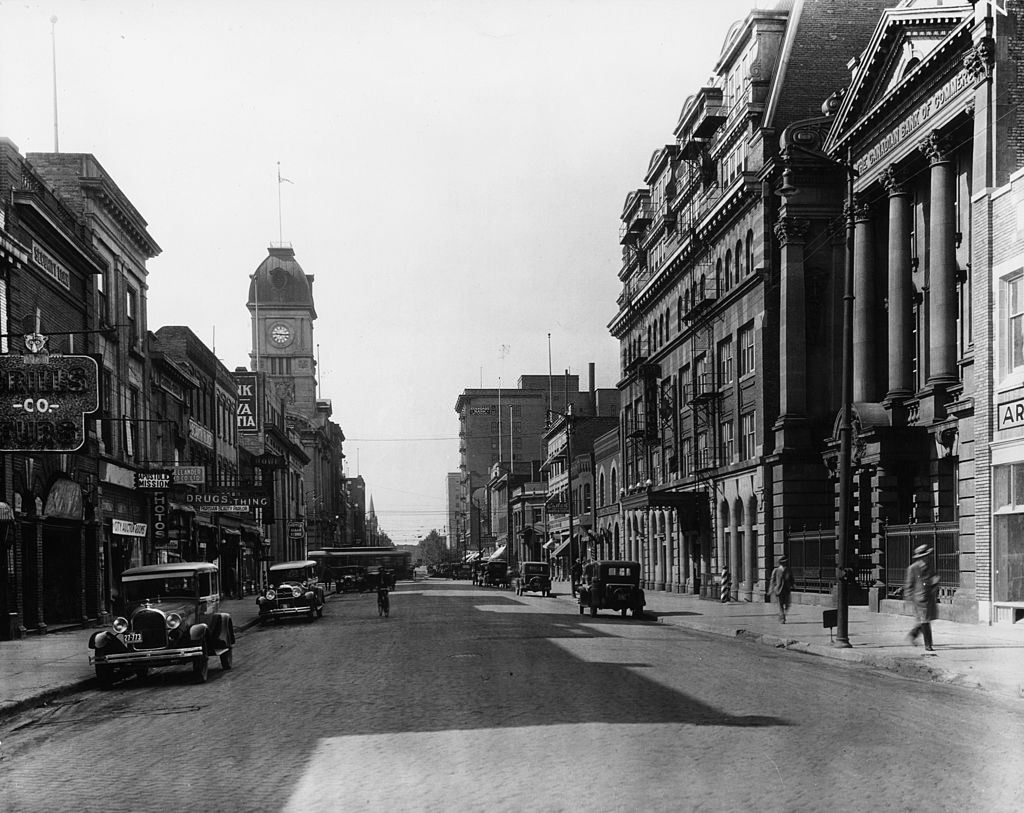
619, 192, 653, 245
691, 86, 726, 138
683, 280, 719, 322
691, 373, 718, 403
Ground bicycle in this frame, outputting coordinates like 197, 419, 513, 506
377, 585, 390, 617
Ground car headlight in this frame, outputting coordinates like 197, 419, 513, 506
291, 586, 301, 598
112, 617, 129, 634
166, 613, 182, 630
266, 588, 277, 600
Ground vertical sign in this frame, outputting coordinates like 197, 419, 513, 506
235, 372, 259, 434
152, 490, 168, 546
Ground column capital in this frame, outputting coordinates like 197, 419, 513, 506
773, 216, 810, 246
880, 164, 909, 197
918, 130, 952, 165
963, 36, 994, 86
852, 196, 874, 222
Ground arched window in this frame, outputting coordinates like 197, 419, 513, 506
611, 468, 617, 499
658, 314, 664, 346
746, 229, 754, 275
666, 308, 671, 339
677, 296, 683, 330
725, 250, 732, 289
736, 239, 744, 278
716, 259, 722, 293
599, 472, 606, 506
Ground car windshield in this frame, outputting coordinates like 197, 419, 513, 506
270, 568, 306, 585
123, 575, 196, 602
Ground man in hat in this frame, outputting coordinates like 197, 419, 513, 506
768, 556, 795, 622
904, 544, 939, 652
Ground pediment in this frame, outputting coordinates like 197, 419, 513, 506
826, 2, 971, 148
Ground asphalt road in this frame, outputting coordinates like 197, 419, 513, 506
1, 581, 1022, 812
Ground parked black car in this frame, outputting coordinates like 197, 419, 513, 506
577, 560, 645, 618
88, 562, 235, 687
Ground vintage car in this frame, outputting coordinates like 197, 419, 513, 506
577, 560, 646, 618
480, 560, 511, 589
515, 561, 552, 596
258, 560, 326, 623
88, 562, 235, 687
335, 565, 367, 593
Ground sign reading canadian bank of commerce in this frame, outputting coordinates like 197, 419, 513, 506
0, 335, 99, 452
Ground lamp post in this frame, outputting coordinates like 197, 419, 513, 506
778, 121, 855, 648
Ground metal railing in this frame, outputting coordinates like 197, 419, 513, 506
784, 526, 836, 594
882, 521, 959, 602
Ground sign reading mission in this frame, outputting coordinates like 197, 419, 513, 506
0, 354, 99, 451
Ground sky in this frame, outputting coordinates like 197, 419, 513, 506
1, 0, 761, 546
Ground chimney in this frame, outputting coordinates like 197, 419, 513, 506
589, 362, 596, 414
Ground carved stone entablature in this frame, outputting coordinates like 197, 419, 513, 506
880, 164, 908, 197
918, 130, 952, 165
773, 215, 810, 247
963, 37, 995, 85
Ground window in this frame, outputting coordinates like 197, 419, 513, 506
97, 270, 109, 326
695, 354, 710, 395
583, 483, 592, 513
718, 336, 734, 385
741, 412, 756, 459
739, 323, 755, 376
696, 431, 709, 469
680, 438, 692, 477
720, 420, 734, 463
677, 296, 683, 331
0, 274, 7, 354
746, 230, 754, 275
599, 473, 606, 506
993, 463, 1024, 602
1007, 273, 1024, 373
126, 287, 138, 344
725, 250, 732, 290
610, 468, 617, 499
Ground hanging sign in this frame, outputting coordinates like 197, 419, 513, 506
0, 336, 99, 452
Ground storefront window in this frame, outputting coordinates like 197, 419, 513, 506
993, 462, 1024, 602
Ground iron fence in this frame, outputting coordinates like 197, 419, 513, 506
783, 526, 875, 594
882, 521, 959, 602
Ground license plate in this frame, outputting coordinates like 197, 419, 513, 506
122, 632, 143, 644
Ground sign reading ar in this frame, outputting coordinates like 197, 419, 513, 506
0, 334, 99, 452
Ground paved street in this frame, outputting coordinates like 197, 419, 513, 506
1, 581, 1023, 813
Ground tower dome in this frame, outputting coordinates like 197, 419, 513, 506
247, 245, 317, 317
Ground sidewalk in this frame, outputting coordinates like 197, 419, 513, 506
0, 595, 266, 720
3, 585, 1024, 722
550, 577, 1024, 699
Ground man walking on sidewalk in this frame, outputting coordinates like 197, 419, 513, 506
905, 544, 939, 653
768, 556, 795, 622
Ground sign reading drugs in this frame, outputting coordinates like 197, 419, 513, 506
235, 372, 259, 435
0, 343, 99, 452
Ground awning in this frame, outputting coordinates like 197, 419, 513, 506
551, 538, 571, 557
464, 551, 481, 562
170, 502, 196, 514
488, 545, 507, 562
220, 528, 241, 536
0, 502, 14, 522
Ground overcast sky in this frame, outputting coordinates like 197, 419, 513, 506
2, 0, 761, 545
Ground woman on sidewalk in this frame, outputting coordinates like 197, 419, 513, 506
768, 556, 795, 622
905, 544, 939, 652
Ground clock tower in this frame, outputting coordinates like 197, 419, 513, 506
247, 245, 318, 418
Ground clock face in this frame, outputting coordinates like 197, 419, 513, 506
270, 324, 291, 345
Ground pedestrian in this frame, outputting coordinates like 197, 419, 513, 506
570, 558, 583, 598
905, 543, 939, 652
768, 556, 795, 623
719, 566, 731, 603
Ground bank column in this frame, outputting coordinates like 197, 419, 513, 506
853, 198, 877, 402
881, 164, 914, 400
919, 130, 958, 388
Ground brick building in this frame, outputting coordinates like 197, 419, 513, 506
610, 0, 894, 600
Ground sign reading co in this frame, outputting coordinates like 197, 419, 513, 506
0, 352, 99, 451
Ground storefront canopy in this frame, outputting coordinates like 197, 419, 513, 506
487, 545, 507, 562
551, 538, 571, 557
464, 551, 481, 562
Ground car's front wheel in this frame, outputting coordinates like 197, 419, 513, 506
193, 648, 209, 683
220, 648, 233, 670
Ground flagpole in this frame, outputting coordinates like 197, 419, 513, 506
50, 16, 59, 152
277, 162, 283, 245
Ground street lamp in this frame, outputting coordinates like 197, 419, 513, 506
778, 121, 855, 648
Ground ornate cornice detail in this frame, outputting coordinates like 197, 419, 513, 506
880, 164, 908, 197
918, 130, 952, 165
963, 37, 995, 86
773, 216, 809, 247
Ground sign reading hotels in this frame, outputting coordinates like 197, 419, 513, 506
0, 334, 99, 452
